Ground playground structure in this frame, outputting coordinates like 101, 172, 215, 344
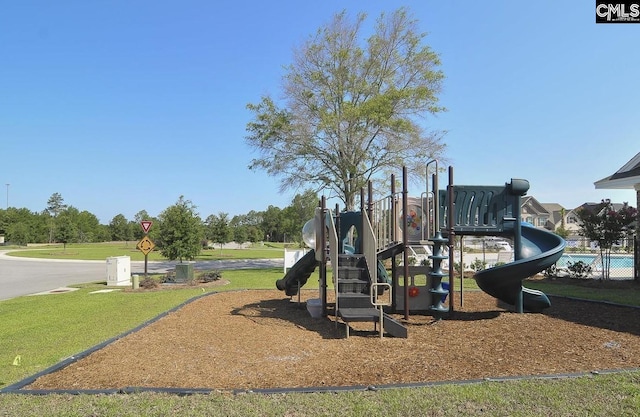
276, 164, 566, 338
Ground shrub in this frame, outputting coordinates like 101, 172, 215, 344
161, 270, 176, 283
453, 261, 466, 276
469, 259, 487, 272
140, 276, 160, 289
544, 264, 559, 278
567, 260, 592, 279
200, 270, 222, 282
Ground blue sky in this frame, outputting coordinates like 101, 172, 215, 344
1, 1, 638, 223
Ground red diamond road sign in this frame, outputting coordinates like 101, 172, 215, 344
140, 220, 153, 234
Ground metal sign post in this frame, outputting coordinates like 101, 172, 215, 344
136, 221, 154, 278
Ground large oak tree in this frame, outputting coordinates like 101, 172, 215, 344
246, 8, 446, 210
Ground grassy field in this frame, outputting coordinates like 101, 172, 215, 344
1, 249, 639, 415
5, 242, 289, 261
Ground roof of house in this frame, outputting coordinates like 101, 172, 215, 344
540, 203, 565, 225
575, 201, 627, 214
541, 202, 563, 213
521, 196, 549, 215
594, 151, 640, 189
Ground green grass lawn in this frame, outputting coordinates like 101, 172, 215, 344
5, 242, 289, 261
1, 372, 639, 416
1, 258, 639, 415
525, 277, 640, 306
0, 284, 209, 387
0, 268, 315, 388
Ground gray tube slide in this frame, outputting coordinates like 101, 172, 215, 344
474, 224, 565, 312
276, 250, 319, 296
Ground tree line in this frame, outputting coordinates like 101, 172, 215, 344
1, 7, 449, 251
0, 190, 319, 249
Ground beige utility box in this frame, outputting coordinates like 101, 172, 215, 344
106, 256, 131, 286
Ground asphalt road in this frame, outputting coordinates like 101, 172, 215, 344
0, 250, 283, 301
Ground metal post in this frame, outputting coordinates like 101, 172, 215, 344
448, 166, 455, 313
389, 174, 397, 311
5, 184, 9, 209
320, 196, 328, 317
391, 174, 397, 245
513, 201, 523, 314
635, 186, 640, 281
434, 173, 439, 231
360, 188, 366, 253
335, 203, 340, 255
509, 179, 530, 313
426, 166, 430, 239
402, 167, 410, 320
459, 235, 464, 308
426, 159, 439, 237
367, 181, 373, 227
635, 235, 639, 281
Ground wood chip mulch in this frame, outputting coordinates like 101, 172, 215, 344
26, 289, 640, 391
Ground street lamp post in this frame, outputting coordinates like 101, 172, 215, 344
5, 183, 8, 209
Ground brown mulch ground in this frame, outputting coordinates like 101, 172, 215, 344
26, 283, 640, 392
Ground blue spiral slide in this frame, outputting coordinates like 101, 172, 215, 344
474, 224, 566, 312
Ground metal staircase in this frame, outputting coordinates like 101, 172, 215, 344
336, 254, 407, 338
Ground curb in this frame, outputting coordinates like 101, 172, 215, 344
2, 292, 639, 396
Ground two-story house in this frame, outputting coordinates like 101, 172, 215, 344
521, 196, 635, 248
520, 197, 580, 237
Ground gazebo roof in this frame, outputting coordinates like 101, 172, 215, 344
594, 152, 640, 190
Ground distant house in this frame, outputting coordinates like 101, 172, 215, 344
542, 203, 582, 237
573, 201, 635, 248
520, 197, 633, 240
520, 196, 581, 237
520, 196, 549, 228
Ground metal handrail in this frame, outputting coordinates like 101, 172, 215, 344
324, 209, 339, 325
362, 209, 377, 286
426, 159, 439, 234
370, 282, 392, 339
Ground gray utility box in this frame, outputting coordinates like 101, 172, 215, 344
106, 256, 131, 286
175, 263, 194, 282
